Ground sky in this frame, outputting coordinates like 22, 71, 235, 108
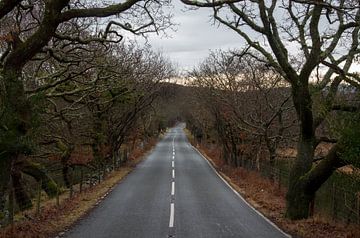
145, 2, 244, 73
131, 1, 360, 76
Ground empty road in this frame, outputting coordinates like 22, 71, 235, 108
64, 124, 289, 238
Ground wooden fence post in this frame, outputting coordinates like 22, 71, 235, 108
8, 189, 14, 225
36, 181, 42, 216
113, 155, 116, 171
309, 197, 315, 217
332, 183, 337, 220
278, 168, 282, 190
124, 149, 128, 163
56, 187, 60, 208
98, 167, 101, 184
89, 173, 93, 188
69, 177, 73, 198
102, 165, 106, 179
79, 169, 83, 193
120, 150, 123, 165
357, 194, 359, 225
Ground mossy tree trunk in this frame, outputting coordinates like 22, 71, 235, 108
0, 68, 32, 216
285, 82, 317, 219
92, 111, 106, 169
0, 0, 65, 214
57, 141, 74, 188
0, 156, 13, 217
286, 139, 315, 219
20, 160, 58, 198
285, 83, 347, 219
286, 143, 345, 219
1, 0, 154, 217
11, 169, 33, 211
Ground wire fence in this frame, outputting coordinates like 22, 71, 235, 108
242, 158, 360, 225
191, 136, 360, 226
1, 148, 131, 228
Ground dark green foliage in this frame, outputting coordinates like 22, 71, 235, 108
338, 113, 360, 167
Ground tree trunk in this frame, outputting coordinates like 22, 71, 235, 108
62, 166, 71, 188
269, 148, 276, 181
0, 156, 13, 218
286, 83, 316, 219
286, 138, 315, 219
12, 170, 33, 211
286, 143, 345, 219
222, 145, 229, 165
0, 68, 32, 216
0, 0, 68, 217
21, 161, 58, 198
60, 144, 74, 188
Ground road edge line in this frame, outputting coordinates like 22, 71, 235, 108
191, 145, 292, 238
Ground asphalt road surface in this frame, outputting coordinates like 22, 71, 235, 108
64, 124, 289, 238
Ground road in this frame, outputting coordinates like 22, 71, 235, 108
64, 124, 289, 238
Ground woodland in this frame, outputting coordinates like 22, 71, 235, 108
0, 0, 359, 231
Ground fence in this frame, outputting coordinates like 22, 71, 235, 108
189, 136, 360, 225
242, 157, 360, 225
1, 148, 130, 227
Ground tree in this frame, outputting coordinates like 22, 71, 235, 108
189, 51, 296, 170
0, 0, 172, 218
181, 0, 360, 219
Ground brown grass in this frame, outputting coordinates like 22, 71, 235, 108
197, 144, 360, 238
0, 139, 157, 238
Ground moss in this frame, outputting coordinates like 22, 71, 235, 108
56, 140, 68, 152
21, 161, 59, 198
44, 180, 58, 198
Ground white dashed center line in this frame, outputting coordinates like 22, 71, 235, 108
169, 203, 175, 228
171, 181, 175, 196
169, 133, 176, 230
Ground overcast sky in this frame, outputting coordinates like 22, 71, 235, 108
145, 2, 244, 72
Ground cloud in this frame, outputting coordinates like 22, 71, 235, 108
146, 2, 244, 71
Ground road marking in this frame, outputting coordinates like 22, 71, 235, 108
191, 145, 291, 238
171, 181, 175, 195
169, 203, 175, 228
169, 133, 176, 231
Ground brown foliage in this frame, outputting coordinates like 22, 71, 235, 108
198, 144, 360, 238
69, 146, 94, 165
0, 139, 157, 238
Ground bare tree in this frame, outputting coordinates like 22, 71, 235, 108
181, 0, 360, 219
0, 0, 172, 219
189, 51, 296, 169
